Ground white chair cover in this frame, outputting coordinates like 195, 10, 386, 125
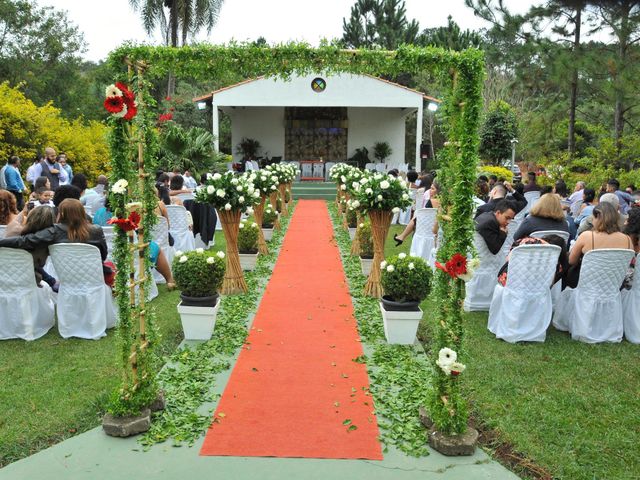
49, 243, 117, 340
395, 188, 416, 225
375, 163, 386, 173
176, 192, 195, 202
530, 230, 570, 243
524, 191, 541, 214
621, 252, 640, 343
409, 208, 437, 266
151, 216, 174, 285
324, 162, 336, 181
0, 225, 7, 239
488, 244, 561, 343
464, 232, 512, 311
0, 248, 55, 340
166, 205, 196, 253
364, 163, 376, 172
553, 248, 635, 343
301, 162, 313, 178
414, 189, 425, 210
102, 226, 116, 261
251, 160, 260, 170
312, 162, 324, 179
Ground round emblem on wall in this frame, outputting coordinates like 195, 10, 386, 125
311, 77, 326, 93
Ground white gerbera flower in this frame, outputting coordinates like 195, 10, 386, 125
216, 189, 225, 198
437, 348, 457, 367
207, 185, 215, 194
105, 84, 122, 97
408, 262, 415, 270
196, 248, 204, 254
392, 207, 400, 213
398, 253, 407, 259
386, 265, 395, 272
216, 251, 225, 259
206, 256, 215, 264
380, 261, 387, 269
179, 255, 188, 263
224, 203, 232, 210
212, 173, 222, 180
380, 180, 390, 190
111, 179, 128, 194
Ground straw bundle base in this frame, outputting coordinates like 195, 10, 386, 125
363, 210, 392, 298
254, 198, 269, 255
218, 209, 248, 295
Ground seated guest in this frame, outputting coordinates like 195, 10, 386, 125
574, 188, 596, 225
393, 181, 441, 246
475, 182, 526, 218
0, 199, 114, 285
566, 202, 634, 288
569, 181, 586, 216
577, 192, 626, 235
498, 234, 569, 287
406, 170, 419, 189
183, 170, 198, 189
92, 195, 113, 227
0, 190, 19, 227
523, 171, 542, 193
513, 193, 570, 241
155, 172, 171, 205
622, 206, 640, 290
32, 187, 54, 207
475, 178, 490, 204
92, 175, 109, 196
72, 174, 98, 206
15, 206, 58, 289
169, 174, 190, 201
475, 199, 517, 254
606, 178, 634, 214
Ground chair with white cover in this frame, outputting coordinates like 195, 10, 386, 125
553, 248, 635, 343
523, 191, 541, 214
0, 248, 55, 341
312, 162, 324, 179
176, 192, 195, 202
464, 232, 512, 311
530, 230, 570, 243
166, 205, 195, 253
0, 225, 6, 239
375, 163, 386, 173
301, 162, 313, 179
364, 162, 376, 172
488, 244, 561, 343
49, 243, 116, 340
621, 252, 640, 343
409, 208, 437, 265
102, 226, 116, 260
414, 189, 425, 211
324, 162, 336, 181
151, 216, 174, 285
251, 160, 259, 171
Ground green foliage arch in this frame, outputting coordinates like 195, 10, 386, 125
107, 42, 484, 435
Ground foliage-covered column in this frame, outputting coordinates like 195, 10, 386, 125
427, 50, 485, 435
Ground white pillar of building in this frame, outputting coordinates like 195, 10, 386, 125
415, 102, 423, 170
211, 103, 220, 152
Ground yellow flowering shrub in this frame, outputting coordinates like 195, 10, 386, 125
0, 82, 109, 182
478, 165, 514, 182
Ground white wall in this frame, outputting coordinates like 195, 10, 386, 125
227, 107, 285, 163
347, 108, 410, 169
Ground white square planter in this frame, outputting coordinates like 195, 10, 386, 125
262, 227, 273, 241
379, 302, 423, 345
239, 252, 259, 271
348, 227, 357, 240
177, 297, 221, 341
360, 256, 373, 276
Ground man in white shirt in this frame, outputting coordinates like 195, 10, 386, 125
569, 181, 585, 217
26, 158, 40, 186
183, 169, 198, 189
0, 162, 7, 190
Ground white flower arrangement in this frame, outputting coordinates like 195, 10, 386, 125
194, 171, 260, 212
436, 348, 466, 377
353, 173, 413, 213
111, 179, 129, 195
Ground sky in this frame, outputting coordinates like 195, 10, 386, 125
38, 0, 534, 62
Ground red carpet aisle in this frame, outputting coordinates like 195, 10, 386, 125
200, 200, 383, 460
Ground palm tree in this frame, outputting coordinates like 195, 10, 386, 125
129, 0, 224, 93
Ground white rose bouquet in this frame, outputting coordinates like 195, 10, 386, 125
353, 172, 412, 212
195, 171, 260, 213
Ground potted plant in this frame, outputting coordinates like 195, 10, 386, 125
346, 202, 358, 239
173, 248, 226, 340
358, 220, 374, 276
379, 253, 432, 344
238, 220, 259, 271
353, 172, 413, 297
195, 171, 260, 294
261, 204, 278, 241
373, 141, 392, 163
236, 137, 261, 160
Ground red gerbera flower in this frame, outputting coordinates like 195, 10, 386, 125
445, 253, 467, 278
104, 96, 125, 113
107, 212, 140, 232
115, 82, 135, 104
122, 102, 137, 120
129, 211, 141, 225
